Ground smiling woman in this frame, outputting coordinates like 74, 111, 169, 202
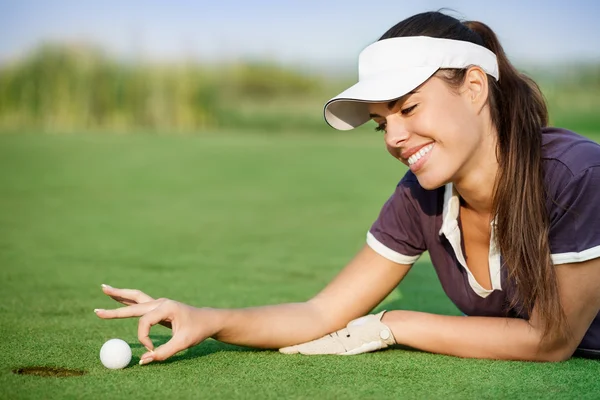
95, 10, 600, 363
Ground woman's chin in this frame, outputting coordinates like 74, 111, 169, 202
415, 175, 446, 191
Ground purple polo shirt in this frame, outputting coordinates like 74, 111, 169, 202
368, 127, 600, 350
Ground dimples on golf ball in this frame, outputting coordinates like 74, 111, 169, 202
100, 338, 132, 369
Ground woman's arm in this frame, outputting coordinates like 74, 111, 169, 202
383, 257, 600, 361
96, 244, 412, 361
214, 244, 411, 348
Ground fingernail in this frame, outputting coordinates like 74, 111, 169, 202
101, 284, 112, 289
139, 357, 153, 365
141, 350, 154, 359
94, 309, 104, 313
144, 346, 153, 353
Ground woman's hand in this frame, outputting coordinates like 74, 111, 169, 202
100, 284, 155, 306
95, 285, 222, 365
279, 311, 396, 355
100, 284, 171, 329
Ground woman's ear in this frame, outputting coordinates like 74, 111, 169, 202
464, 66, 489, 113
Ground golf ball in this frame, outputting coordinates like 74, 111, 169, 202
100, 338, 132, 369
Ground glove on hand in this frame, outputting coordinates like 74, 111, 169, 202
279, 311, 396, 355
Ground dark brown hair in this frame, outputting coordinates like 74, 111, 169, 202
379, 12, 567, 342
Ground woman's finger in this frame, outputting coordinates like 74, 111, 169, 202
101, 284, 154, 304
141, 335, 188, 364
94, 299, 164, 319
138, 300, 190, 364
137, 301, 179, 356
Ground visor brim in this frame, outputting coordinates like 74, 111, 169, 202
324, 66, 438, 130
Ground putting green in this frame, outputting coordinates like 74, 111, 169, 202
1, 131, 599, 399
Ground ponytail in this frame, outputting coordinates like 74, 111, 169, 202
465, 21, 566, 342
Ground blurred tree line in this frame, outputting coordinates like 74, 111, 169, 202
0, 44, 332, 133
0, 43, 599, 134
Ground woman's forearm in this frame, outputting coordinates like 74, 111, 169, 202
211, 301, 331, 349
382, 310, 567, 361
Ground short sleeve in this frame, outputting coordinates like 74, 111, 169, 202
367, 174, 427, 265
549, 167, 600, 264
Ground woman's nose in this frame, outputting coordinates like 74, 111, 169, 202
384, 120, 410, 149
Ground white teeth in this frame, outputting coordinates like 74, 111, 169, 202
408, 144, 433, 166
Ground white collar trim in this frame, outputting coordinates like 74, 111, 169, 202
438, 183, 502, 298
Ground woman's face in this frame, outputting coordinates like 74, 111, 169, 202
368, 72, 492, 190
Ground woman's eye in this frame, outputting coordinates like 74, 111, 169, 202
400, 104, 418, 115
374, 124, 386, 133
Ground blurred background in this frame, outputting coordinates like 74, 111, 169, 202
1, 0, 599, 135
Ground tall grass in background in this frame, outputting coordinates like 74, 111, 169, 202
0, 43, 599, 134
0, 44, 329, 133
533, 64, 600, 133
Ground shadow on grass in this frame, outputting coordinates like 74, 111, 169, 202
133, 334, 262, 365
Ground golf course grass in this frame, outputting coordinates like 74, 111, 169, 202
1, 130, 600, 399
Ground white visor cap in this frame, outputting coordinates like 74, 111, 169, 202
324, 36, 499, 130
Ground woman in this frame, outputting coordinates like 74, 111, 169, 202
95, 11, 600, 363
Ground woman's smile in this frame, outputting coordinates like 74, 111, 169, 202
406, 143, 435, 171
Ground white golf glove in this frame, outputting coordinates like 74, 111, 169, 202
279, 311, 396, 355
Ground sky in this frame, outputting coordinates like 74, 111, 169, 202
1, 0, 599, 69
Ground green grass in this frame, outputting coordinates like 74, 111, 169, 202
1, 131, 600, 399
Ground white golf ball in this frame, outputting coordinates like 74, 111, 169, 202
100, 338, 132, 369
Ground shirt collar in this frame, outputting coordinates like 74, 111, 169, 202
438, 182, 496, 236
439, 183, 460, 236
